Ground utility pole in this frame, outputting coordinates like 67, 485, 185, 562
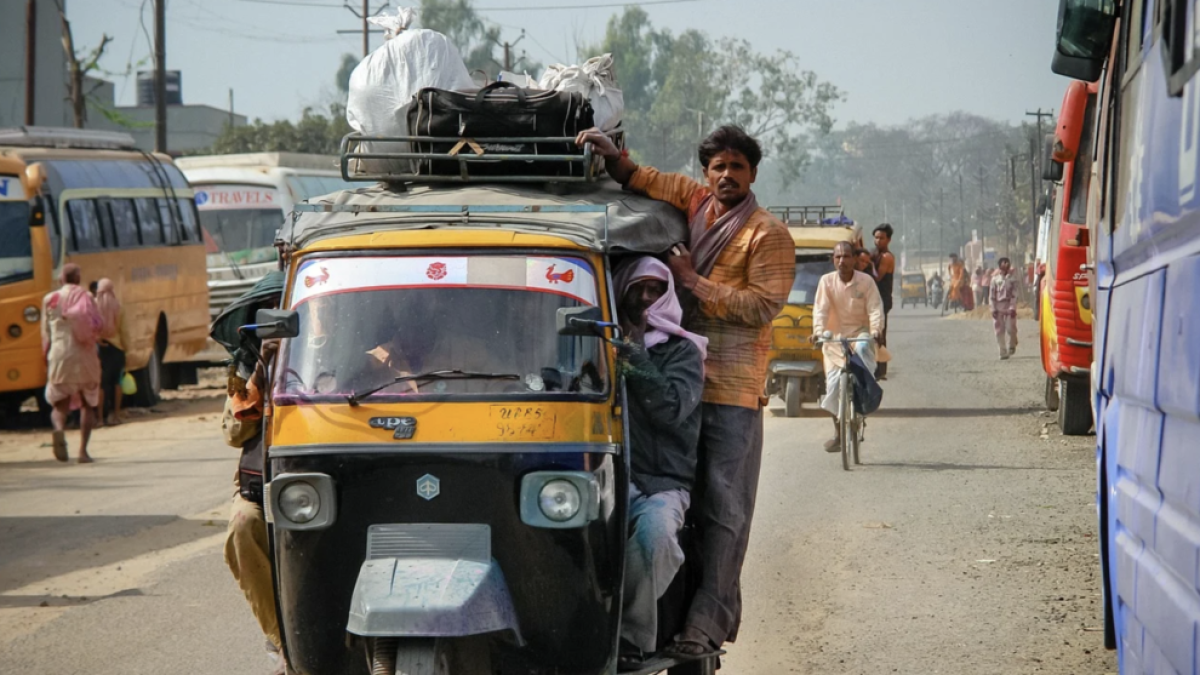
1025, 108, 1054, 178
502, 31, 526, 72
24, 0, 36, 125
228, 88, 234, 128
939, 186, 945, 261
154, 0, 167, 153
340, 2, 388, 57
958, 173, 966, 248
1028, 134, 1038, 259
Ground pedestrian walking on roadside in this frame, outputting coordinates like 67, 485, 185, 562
576, 124, 795, 657
95, 278, 129, 426
980, 266, 992, 306
991, 258, 1020, 359
870, 224, 895, 380
41, 263, 103, 463
972, 266, 985, 307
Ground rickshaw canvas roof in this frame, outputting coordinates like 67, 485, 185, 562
283, 181, 689, 254
788, 226, 858, 250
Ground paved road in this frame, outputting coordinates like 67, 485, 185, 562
0, 308, 1115, 674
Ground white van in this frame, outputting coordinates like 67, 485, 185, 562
176, 152, 363, 361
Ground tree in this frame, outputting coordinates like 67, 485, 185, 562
336, 53, 359, 95
418, 0, 500, 77
207, 105, 351, 155
56, 1, 110, 128
587, 9, 841, 183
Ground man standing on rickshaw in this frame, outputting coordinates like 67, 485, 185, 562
577, 125, 795, 656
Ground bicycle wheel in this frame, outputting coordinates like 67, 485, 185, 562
840, 372, 853, 471
852, 416, 863, 465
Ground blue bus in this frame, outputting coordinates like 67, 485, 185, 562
1052, 0, 1200, 671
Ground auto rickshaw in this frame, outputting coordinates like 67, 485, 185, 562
764, 223, 858, 417
899, 272, 928, 308
253, 134, 721, 675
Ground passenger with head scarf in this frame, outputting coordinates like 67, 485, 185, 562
611, 256, 707, 666
94, 278, 129, 426
40, 263, 103, 463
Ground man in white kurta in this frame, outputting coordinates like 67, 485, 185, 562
812, 241, 885, 450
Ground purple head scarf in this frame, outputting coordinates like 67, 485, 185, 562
614, 257, 708, 360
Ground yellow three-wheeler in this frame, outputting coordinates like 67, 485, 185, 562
254, 134, 720, 675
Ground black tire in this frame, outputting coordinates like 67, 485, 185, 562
1045, 376, 1060, 412
1058, 378, 1093, 435
131, 343, 163, 407
852, 418, 863, 465
841, 372, 853, 472
784, 377, 802, 418
669, 656, 718, 675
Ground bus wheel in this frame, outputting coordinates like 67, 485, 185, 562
1058, 379, 1092, 436
131, 344, 163, 408
1044, 376, 1060, 412
784, 377, 802, 418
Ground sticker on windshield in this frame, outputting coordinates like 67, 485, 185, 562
291, 256, 596, 307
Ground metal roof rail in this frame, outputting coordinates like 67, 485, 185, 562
338, 131, 621, 184
767, 205, 851, 226
0, 126, 138, 150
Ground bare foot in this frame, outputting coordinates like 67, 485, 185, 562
52, 431, 68, 462
77, 454, 94, 464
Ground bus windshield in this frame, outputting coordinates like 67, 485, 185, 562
193, 184, 284, 264
0, 200, 33, 285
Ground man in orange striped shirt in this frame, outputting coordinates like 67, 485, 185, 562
578, 126, 795, 656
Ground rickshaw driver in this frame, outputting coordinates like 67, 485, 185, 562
576, 125, 795, 657
810, 241, 884, 451
612, 257, 707, 666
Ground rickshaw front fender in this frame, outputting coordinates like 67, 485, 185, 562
346, 556, 523, 643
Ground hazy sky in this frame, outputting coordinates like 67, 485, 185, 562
72, 0, 1068, 129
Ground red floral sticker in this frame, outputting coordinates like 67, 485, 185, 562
426, 262, 448, 281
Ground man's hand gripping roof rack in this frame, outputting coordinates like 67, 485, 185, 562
338, 130, 623, 184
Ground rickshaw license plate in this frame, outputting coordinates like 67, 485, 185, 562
774, 328, 809, 347
490, 406, 556, 440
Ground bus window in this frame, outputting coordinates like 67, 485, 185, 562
135, 197, 163, 245
285, 175, 357, 202
67, 199, 104, 252
158, 198, 180, 245
94, 199, 117, 248
108, 199, 141, 248
176, 198, 201, 243
199, 208, 284, 256
0, 196, 33, 284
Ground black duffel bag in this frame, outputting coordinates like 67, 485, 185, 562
407, 81, 596, 177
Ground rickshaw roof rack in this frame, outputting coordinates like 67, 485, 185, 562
285, 180, 689, 254
0, 126, 138, 151
338, 131, 620, 185
767, 205, 852, 226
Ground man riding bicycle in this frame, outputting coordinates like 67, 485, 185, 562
811, 241, 884, 451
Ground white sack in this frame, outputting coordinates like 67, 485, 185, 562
345, 23, 473, 172
538, 54, 625, 131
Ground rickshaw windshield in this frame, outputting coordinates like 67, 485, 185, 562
789, 256, 835, 305
903, 274, 926, 285
274, 254, 609, 404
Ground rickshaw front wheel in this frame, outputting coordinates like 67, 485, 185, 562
369, 636, 491, 675
784, 377, 802, 417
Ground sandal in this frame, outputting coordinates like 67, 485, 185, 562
662, 638, 711, 658
52, 431, 68, 462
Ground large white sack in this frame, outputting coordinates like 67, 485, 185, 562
538, 54, 624, 132
346, 27, 473, 172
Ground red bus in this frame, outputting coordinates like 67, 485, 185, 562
1037, 80, 1095, 435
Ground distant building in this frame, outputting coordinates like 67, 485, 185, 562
0, 0, 246, 154
0, 0, 70, 128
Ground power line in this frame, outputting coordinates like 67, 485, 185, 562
238, 0, 342, 6
475, 0, 703, 11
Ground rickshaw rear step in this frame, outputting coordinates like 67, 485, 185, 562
621, 650, 724, 675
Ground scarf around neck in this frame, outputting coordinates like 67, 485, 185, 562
613, 257, 709, 360
688, 190, 759, 278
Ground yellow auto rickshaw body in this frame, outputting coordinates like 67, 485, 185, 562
766, 224, 858, 417
900, 272, 929, 308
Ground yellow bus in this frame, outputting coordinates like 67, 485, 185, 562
0, 127, 209, 416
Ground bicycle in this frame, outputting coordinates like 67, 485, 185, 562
817, 333, 875, 471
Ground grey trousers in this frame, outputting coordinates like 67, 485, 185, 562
684, 403, 764, 646
621, 485, 690, 652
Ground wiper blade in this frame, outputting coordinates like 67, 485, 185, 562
348, 370, 521, 406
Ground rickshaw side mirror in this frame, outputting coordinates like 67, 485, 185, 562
556, 306, 610, 337
254, 309, 300, 339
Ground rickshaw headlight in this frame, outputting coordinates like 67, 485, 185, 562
538, 480, 582, 522
279, 481, 321, 523
23, 305, 39, 323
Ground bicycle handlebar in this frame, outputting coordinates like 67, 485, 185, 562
816, 336, 875, 345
